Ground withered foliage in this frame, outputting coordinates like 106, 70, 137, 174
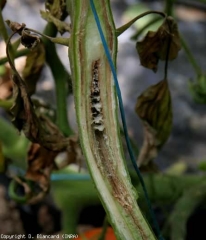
6, 21, 40, 50
136, 16, 181, 72
41, 0, 69, 34
4, 19, 82, 203
135, 79, 172, 166
22, 42, 46, 96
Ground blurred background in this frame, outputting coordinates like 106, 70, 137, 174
0, 0, 206, 239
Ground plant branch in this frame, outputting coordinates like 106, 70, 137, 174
42, 23, 72, 136
0, 48, 29, 65
116, 10, 166, 37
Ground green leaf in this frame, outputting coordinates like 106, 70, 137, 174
189, 74, 206, 104
135, 79, 172, 166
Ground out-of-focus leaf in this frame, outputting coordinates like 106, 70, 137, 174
135, 79, 172, 166
22, 42, 45, 95
10, 74, 72, 152
0, 141, 5, 172
40, 11, 70, 34
163, 181, 206, 240
136, 17, 181, 72
45, 0, 68, 20
189, 74, 206, 104
0, 66, 13, 99
0, 0, 6, 10
25, 143, 57, 203
198, 161, 206, 172
42, 0, 69, 34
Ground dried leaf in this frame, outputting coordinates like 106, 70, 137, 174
5, 20, 25, 34
135, 79, 172, 166
21, 30, 40, 50
6, 20, 40, 49
136, 17, 181, 72
25, 143, 57, 202
22, 42, 45, 95
55, 135, 83, 169
10, 75, 71, 151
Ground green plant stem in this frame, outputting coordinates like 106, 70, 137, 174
164, 0, 175, 16
116, 10, 166, 36
67, 0, 156, 239
42, 23, 72, 136
25, 27, 69, 46
98, 216, 109, 240
0, 7, 8, 41
0, 117, 28, 168
0, 98, 13, 110
0, 8, 15, 63
131, 16, 162, 40
180, 36, 202, 76
0, 48, 29, 65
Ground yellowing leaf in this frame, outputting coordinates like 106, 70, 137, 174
22, 42, 45, 95
136, 17, 181, 72
135, 79, 172, 166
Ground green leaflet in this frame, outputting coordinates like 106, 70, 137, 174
189, 74, 206, 104
135, 79, 172, 166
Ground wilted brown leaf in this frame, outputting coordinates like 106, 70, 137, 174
6, 20, 40, 50
55, 135, 83, 169
10, 74, 72, 151
21, 30, 40, 50
22, 42, 45, 95
25, 143, 58, 203
5, 20, 25, 34
136, 16, 181, 72
135, 79, 172, 166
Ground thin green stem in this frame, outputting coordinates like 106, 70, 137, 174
25, 27, 69, 46
0, 8, 15, 63
98, 216, 109, 240
180, 36, 202, 76
0, 8, 8, 41
116, 10, 166, 36
131, 16, 162, 40
0, 48, 29, 65
42, 23, 72, 136
164, 0, 175, 16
